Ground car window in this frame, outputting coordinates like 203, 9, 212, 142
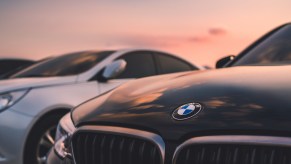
10, 51, 114, 78
0, 60, 34, 75
232, 25, 291, 66
155, 53, 195, 74
114, 51, 156, 79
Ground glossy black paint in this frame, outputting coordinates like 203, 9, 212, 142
72, 65, 291, 142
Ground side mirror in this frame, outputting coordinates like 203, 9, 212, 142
102, 59, 127, 79
216, 55, 235, 68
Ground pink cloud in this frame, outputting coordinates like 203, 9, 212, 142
209, 27, 228, 36
102, 27, 229, 49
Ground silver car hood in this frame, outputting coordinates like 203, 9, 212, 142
0, 76, 77, 93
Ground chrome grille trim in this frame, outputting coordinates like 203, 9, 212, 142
173, 135, 291, 164
71, 125, 165, 164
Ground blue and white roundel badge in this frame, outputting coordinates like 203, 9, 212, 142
172, 103, 203, 120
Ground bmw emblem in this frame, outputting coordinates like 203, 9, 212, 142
172, 103, 203, 120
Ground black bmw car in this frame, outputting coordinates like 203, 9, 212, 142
48, 23, 291, 164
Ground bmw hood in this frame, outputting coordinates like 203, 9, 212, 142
72, 65, 291, 140
0, 76, 77, 93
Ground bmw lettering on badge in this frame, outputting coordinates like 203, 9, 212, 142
172, 103, 203, 120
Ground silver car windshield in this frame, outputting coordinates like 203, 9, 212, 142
10, 51, 115, 78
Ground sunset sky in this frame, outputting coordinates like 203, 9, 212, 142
0, 0, 290, 67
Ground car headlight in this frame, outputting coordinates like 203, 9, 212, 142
0, 89, 29, 112
54, 113, 76, 158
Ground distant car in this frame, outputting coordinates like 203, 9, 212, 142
0, 58, 35, 79
0, 58, 52, 79
0, 49, 200, 164
48, 23, 291, 164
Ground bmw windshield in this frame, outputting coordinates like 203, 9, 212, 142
10, 51, 115, 78
231, 24, 291, 66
